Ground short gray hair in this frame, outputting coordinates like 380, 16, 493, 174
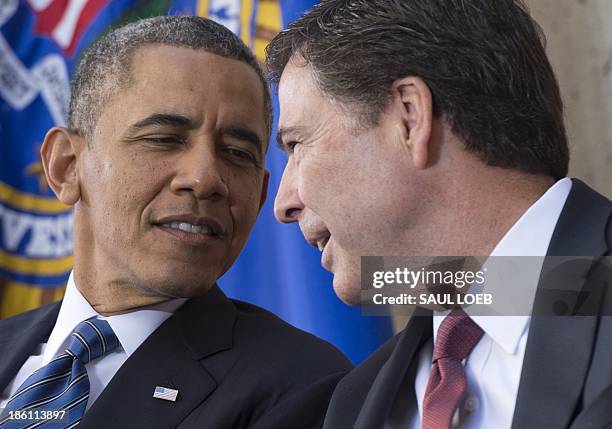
69, 15, 272, 142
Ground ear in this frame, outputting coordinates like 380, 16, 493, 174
40, 127, 83, 205
392, 76, 433, 169
258, 169, 270, 211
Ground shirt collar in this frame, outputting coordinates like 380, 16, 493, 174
434, 178, 572, 355
42, 271, 187, 364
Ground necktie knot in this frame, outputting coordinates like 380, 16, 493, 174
432, 310, 484, 363
67, 318, 119, 364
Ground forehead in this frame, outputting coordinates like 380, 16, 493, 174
97, 45, 266, 135
277, 59, 352, 133
131, 44, 260, 87
278, 60, 321, 121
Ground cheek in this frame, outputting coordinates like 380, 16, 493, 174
297, 157, 337, 207
114, 151, 171, 199
299, 159, 361, 227
228, 173, 264, 232
85, 161, 165, 236
301, 161, 391, 249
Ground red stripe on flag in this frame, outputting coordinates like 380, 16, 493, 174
33, 0, 69, 37
64, 0, 109, 57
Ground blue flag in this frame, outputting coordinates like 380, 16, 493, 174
0, 0, 159, 316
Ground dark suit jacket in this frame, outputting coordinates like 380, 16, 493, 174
0, 285, 353, 428
324, 179, 612, 429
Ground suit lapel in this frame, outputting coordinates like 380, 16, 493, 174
510, 315, 598, 429
355, 308, 432, 429
0, 303, 60, 393
81, 285, 235, 429
511, 179, 611, 429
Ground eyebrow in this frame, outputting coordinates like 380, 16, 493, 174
126, 114, 263, 151
128, 113, 198, 131
223, 125, 263, 152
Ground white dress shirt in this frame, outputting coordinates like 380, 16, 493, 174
0, 272, 187, 411
408, 178, 572, 429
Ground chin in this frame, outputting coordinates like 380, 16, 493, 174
332, 276, 362, 307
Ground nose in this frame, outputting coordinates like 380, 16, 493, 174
170, 143, 229, 201
274, 157, 304, 223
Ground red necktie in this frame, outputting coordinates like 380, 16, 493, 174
422, 310, 484, 429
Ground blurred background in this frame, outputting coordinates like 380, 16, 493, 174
0, 0, 610, 365
527, 0, 612, 198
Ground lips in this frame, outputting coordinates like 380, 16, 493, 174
316, 235, 330, 252
304, 230, 330, 253
155, 215, 225, 233
302, 228, 333, 270
320, 237, 333, 271
161, 221, 215, 235
298, 216, 334, 269
152, 214, 227, 244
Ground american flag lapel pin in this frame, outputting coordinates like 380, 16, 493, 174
153, 385, 179, 402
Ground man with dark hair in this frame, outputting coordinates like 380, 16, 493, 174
0, 15, 351, 428
267, 0, 612, 428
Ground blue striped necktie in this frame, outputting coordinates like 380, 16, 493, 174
0, 317, 119, 429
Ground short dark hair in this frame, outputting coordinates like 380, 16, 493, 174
266, 0, 569, 179
69, 15, 272, 142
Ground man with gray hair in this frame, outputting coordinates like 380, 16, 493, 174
0, 15, 351, 428
268, 0, 612, 428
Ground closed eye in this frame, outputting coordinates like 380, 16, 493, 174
284, 141, 299, 154
226, 147, 255, 160
140, 136, 186, 147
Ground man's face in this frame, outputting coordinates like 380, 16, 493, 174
75, 45, 268, 299
274, 60, 424, 305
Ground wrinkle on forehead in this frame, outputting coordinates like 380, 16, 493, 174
95, 46, 267, 146
278, 59, 365, 141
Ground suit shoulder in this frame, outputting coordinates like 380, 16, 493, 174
229, 298, 352, 374
334, 330, 401, 396
180, 299, 353, 428
0, 302, 60, 334
322, 331, 402, 429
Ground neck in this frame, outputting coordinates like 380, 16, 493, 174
405, 141, 556, 257
444, 174, 553, 256
72, 267, 173, 316
453, 173, 554, 256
